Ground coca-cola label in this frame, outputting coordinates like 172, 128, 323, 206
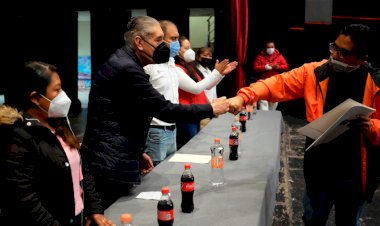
211, 157, 224, 168
158, 209, 174, 221
229, 138, 239, 145
240, 115, 247, 121
181, 182, 194, 192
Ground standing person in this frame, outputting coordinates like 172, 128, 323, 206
195, 47, 235, 129
174, 36, 217, 149
144, 20, 237, 166
0, 61, 114, 226
194, 47, 221, 102
81, 16, 229, 209
253, 40, 289, 110
228, 24, 380, 225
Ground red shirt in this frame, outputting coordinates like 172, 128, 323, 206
176, 64, 209, 105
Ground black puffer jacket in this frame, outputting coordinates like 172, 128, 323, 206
81, 46, 213, 186
0, 106, 103, 226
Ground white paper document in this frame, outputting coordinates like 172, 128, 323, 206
297, 98, 375, 151
168, 153, 211, 164
136, 191, 162, 201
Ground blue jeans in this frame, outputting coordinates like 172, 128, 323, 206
145, 127, 177, 166
176, 121, 200, 150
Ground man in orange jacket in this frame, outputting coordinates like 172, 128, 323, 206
229, 24, 380, 225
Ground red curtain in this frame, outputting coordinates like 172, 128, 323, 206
230, 0, 249, 90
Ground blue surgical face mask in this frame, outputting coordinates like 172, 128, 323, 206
169, 40, 180, 58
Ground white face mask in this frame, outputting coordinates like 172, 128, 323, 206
266, 48, 275, 55
330, 58, 361, 73
184, 49, 196, 62
40, 90, 72, 118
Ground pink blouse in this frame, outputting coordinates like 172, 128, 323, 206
56, 135, 84, 216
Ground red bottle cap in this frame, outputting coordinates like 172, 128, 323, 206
161, 186, 170, 194
184, 163, 191, 169
120, 213, 132, 223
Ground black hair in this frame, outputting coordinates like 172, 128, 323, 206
7, 61, 56, 110
340, 24, 371, 59
174, 36, 205, 82
196, 47, 211, 57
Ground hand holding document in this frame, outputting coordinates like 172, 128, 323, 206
297, 98, 375, 151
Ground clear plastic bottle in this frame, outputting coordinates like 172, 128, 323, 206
157, 186, 174, 226
181, 163, 194, 213
210, 138, 225, 186
120, 213, 133, 226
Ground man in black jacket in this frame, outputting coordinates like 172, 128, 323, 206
81, 15, 229, 209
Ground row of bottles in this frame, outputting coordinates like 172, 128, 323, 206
122, 108, 254, 225
211, 106, 254, 186
158, 163, 195, 226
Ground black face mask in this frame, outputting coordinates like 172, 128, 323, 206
199, 58, 212, 68
152, 42, 170, 64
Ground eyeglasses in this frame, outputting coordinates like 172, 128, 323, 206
329, 43, 354, 58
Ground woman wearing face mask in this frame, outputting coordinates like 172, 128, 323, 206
253, 40, 289, 111
194, 47, 219, 102
0, 61, 114, 226
174, 36, 210, 149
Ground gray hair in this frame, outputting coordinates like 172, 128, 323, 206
124, 16, 160, 49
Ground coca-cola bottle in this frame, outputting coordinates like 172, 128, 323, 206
232, 116, 242, 132
181, 163, 194, 213
157, 187, 174, 226
229, 126, 239, 160
246, 104, 253, 120
239, 106, 247, 132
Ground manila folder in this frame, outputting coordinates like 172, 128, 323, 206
297, 98, 375, 151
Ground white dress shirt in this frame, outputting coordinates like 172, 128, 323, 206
176, 64, 223, 96
144, 58, 179, 126
196, 64, 220, 102
143, 57, 224, 126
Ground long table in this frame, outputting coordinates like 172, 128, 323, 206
105, 110, 284, 226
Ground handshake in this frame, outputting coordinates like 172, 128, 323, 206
211, 96, 246, 116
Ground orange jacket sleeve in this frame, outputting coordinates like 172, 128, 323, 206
367, 91, 380, 145
237, 64, 309, 104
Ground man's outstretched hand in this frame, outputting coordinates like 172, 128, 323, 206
211, 96, 230, 116
227, 96, 245, 115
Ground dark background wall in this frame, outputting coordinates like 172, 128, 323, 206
2, 10, 80, 115
1, 0, 379, 119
